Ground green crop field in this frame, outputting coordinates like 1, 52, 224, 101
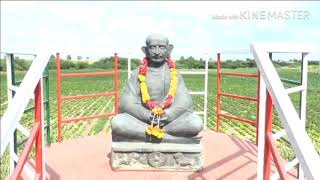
0, 66, 319, 179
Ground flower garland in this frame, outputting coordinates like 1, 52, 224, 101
138, 57, 178, 139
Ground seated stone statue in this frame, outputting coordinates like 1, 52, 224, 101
111, 34, 203, 144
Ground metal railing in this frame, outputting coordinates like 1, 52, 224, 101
56, 53, 119, 142
251, 43, 320, 180
215, 50, 260, 144
2, 52, 51, 178
1, 53, 50, 180
179, 53, 209, 129
269, 52, 308, 180
11, 82, 43, 180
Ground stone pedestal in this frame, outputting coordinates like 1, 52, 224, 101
111, 142, 203, 171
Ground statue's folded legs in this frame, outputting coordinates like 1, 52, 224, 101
112, 112, 203, 144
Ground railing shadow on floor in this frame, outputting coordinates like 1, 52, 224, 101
188, 134, 257, 180
45, 163, 60, 180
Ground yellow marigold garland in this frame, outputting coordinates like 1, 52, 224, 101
145, 125, 164, 139
138, 58, 177, 139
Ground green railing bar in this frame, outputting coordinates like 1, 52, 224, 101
23, 100, 49, 113
44, 66, 51, 145
13, 81, 22, 86
14, 75, 48, 86
10, 54, 16, 85
16, 125, 49, 147
280, 78, 301, 85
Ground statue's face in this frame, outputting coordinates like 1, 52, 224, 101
142, 34, 174, 66
146, 39, 168, 64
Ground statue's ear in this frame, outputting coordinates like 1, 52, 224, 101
167, 44, 174, 57
141, 46, 147, 55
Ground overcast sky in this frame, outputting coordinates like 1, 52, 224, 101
1, 1, 319, 60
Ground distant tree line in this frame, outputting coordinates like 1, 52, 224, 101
1, 55, 319, 72
0, 56, 33, 72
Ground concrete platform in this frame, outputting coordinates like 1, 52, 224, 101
45, 130, 297, 180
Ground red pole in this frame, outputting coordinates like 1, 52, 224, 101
216, 53, 221, 132
266, 132, 289, 180
61, 71, 114, 77
56, 53, 62, 142
34, 81, 43, 179
114, 53, 118, 114
10, 123, 40, 180
256, 71, 261, 145
263, 91, 273, 180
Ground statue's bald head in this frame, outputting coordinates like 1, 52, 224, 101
146, 34, 169, 46
142, 34, 174, 66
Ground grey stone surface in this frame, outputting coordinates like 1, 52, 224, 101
112, 142, 202, 152
111, 143, 203, 171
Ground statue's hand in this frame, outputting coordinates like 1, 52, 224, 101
149, 113, 168, 128
158, 115, 168, 127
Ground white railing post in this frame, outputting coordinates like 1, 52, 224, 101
257, 73, 267, 180
180, 69, 207, 123
40, 77, 46, 180
203, 52, 209, 130
298, 52, 308, 180
300, 53, 308, 129
251, 43, 320, 180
